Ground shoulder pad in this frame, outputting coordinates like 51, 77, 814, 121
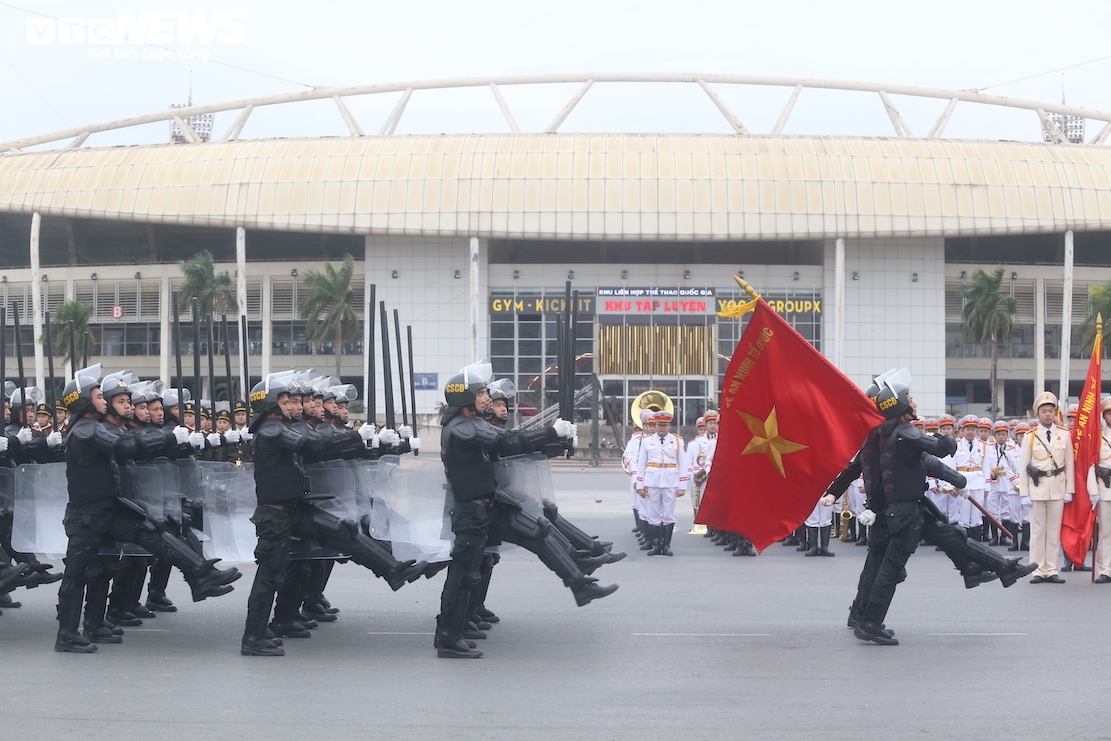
257, 419, 287, 439
70, 417, 99, 440
447, 416, 478, 441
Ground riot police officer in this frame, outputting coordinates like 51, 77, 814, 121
436, 364, 617, 659
240, 374, 426, 657
55, 369, 242, 653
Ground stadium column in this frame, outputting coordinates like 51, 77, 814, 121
1059, 229, 1074, 409
363, 236, 371, 415
260, 270, 271, 378
29, 211, 46, 390
1035, 275, 1045, 396
237, 227, 248, 394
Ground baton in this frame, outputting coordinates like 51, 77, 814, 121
240, 315, 251, 426
172, 291, 185, 427
191, 298, 201, 414
82, 331, 89, 368
222, 314, 234, 401
44, 310, 56, 420
367, 283, 376, 424
207, 313, 216, 413
12, 302, 27, 423
68, 320, 77, 378
379, 301, 395, 430
393, 309, 408, 428
968, 496, 1013, 540
406, 324, 418, 457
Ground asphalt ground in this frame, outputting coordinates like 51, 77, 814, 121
2, 468, 1109, 741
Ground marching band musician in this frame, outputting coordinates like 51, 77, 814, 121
983, 420, 1019, 547
1087, 397, 1111, 583
635, 410, 687, 557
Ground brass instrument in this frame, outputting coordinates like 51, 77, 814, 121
622, 389, 674, 474
990, 465, 1005, 482
838, 496, 854, 541
693, 447, 709, 485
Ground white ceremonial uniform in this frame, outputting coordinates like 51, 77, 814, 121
686, 432, 717, 516
953, 437, 987, 529
983, 437, 1020, 525
932, 448, 959, 523
1019, 422, 1074, 578
636, 432, 687, 527
804, 495, 834, 527
623, 431, 648, 518
1086, 430, 1111, 579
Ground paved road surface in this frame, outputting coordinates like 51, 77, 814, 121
1, 469, 1106, 740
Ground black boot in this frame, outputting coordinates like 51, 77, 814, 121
55, 589, 97, 654
998, 521, 1013, 547
804, 527, 820, 556
242, 592, 285, 656
845, 519, 858, 542
797, 527, 810, 552
818, 525, 836, 556
632, 509, 642, 534
639, 523, 655, 551
723, 533, 739, 551
659, 523, 674, 557
988, 523, 999, 546
782, 531, 799, 546
1020, 523, 1030, 551
647, 525, 665, 556
570, 577, 619, 606
857, 525, 868, 546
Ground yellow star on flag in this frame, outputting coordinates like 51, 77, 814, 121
737, 407, 808, 478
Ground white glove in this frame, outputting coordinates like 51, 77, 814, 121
820, 494, 835, 507
239, 430, 252, 443
207, 433, 223, 447
857, 509, 876, 527
16, 427, 33, 445
358, 424, 377, 442
398, 425, 413, 439
188, 432, 206, 450
46, 431, 63, 447
378, 428, 401, 446
0, 437, 8, 452
409, 436, 421, 451
1064, 492, 1074, 504
172, 426, 191, 446
224, 429, 241, 444
1092, 493, 1101, 507
956, 488, 970, 499
553, 418, 575, 439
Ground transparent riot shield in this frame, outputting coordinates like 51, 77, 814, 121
350, 455, 400, 541
127, 463, 166, 523
153, 460, 184, 525
202, 464, 258, 564
305, 463, 358, 522
493, 454, 547, 519
382, 459, 453, 563
531, 453, 556, 505
11, 463, 68, 557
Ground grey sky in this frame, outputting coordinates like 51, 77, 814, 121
2, 0, 1110, 147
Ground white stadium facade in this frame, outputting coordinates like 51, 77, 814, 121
2, 73, 1111, 427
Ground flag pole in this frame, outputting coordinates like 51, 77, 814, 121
734, 275, 762, 302
1094, 313, 1103, 585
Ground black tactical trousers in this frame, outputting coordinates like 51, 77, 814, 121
860, 501, 923, 624
438, 499, 490, 645
246, 503, 399, 636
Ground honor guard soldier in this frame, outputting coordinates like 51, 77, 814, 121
624, 410, 654, 544
635, 410, 687, 557
1089, 397, 1111, 583
953, 415, 987, 539
1008, 423, 1032, 552
1020, 392, 1073, 583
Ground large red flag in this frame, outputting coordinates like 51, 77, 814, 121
1062, 320, 1102, 565
695, 297, 884, 552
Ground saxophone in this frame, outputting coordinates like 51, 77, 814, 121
693, 447, 709, 485
838, 495, 854, 541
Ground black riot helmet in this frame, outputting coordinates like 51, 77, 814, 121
9, 386, 42, 412
61, 364, 104, 419
250, 374, 293, 420
443, 362, 493, 420
872, 368, 913, 420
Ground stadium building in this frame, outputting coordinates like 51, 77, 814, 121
2, 74, 1111, 425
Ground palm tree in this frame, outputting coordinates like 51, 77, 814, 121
1081, 280, 1111, 346
961, 267, 1017, 418
178, 250, 237, 317
44, 300, 94, 377
298, 254, 359, 378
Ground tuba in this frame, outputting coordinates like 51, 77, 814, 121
623, 390, 675, 474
